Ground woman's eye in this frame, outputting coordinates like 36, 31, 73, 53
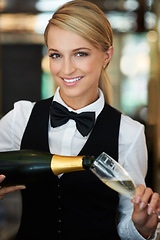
49, 53, 61, 59
76, 52, 88, 57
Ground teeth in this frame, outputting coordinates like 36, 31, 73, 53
63, 77, 82, 83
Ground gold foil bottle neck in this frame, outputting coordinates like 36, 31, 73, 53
50, 155, 84, 175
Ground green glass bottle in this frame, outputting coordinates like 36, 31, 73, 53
0, 150, 95, 186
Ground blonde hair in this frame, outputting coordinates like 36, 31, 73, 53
44, 0, 113, 104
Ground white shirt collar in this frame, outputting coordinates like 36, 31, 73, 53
53, 87, 105, 119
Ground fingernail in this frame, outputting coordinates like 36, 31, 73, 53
0, 175, 6, 181
140, 202, 145, 209
17, 185, 26, 190
148, 207, 153, 215
136, 196, 141, 204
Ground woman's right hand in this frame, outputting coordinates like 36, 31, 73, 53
0, 174, 26, 200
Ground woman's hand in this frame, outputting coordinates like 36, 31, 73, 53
132, 185, 160, 239
0, 174, 26, 200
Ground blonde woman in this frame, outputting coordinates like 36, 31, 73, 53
0, 1, 159, 239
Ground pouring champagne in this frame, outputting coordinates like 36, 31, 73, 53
91, 152, 160, 219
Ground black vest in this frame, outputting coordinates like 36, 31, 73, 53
16, 97, 121, 240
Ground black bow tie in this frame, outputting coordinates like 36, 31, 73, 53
50, 101, 95, 137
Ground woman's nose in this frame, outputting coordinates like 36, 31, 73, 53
62, 57, 76, 75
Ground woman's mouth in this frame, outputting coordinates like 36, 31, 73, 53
62, 76, 83, 83
61, 76, 83, 86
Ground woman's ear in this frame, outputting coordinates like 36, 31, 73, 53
103, 46, 114, 67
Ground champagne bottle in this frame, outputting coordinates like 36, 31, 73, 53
0, 150, 95, 186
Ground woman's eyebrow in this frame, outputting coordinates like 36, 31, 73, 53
48, 48, 58, 52
48, 47, 91, 52
72, 47, 91, 52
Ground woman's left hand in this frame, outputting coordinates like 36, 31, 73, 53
132, 185, 160, 239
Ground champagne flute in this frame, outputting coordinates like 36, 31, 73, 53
90, 152, 160, 218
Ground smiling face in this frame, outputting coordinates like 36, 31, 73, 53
47, 25, 112, 109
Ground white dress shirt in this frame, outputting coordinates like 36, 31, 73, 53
0, 87, 156, 240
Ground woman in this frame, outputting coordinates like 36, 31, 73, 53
0, 1, 159, 239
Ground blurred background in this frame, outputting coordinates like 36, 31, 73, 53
0, 0, 160, 239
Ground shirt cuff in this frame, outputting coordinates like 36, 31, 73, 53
127, 219, 157, 240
